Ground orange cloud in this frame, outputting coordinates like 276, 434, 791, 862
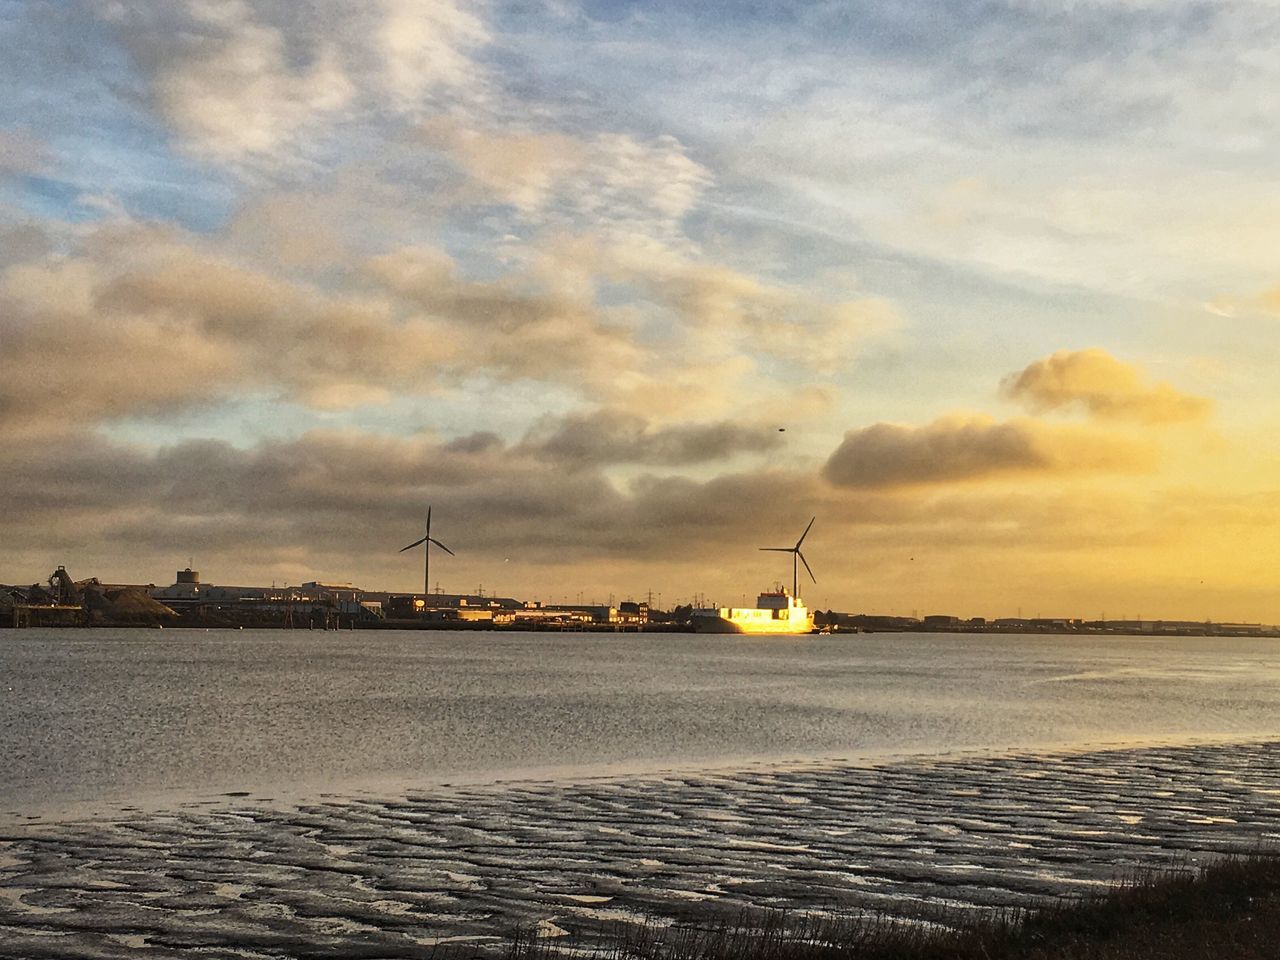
1003, 349, 1211, 423
822, 414, 1154, 489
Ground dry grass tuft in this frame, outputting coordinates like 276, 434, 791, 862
492, 851, 1280, 960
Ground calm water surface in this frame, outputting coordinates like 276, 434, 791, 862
2, 629, 1278, 811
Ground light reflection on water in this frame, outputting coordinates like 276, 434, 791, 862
2, 629, 1278, 808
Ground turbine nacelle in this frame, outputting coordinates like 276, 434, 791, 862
398, 535, 454, 556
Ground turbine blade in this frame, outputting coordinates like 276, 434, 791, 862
795, 516, 816, 548
797, 550, 817, 584
759, 547, 792, 552
399, 536, 429, 552
428, 538, 455, 557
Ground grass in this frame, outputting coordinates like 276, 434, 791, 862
499, 852, 1280, 960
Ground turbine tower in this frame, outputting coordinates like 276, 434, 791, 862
759, 516, 816, 599
399, 506, 455, 598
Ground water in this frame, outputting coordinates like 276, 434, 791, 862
5, 629, 1280, 952
3, 628, 1278, 814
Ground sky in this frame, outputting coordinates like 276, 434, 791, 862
2, 0, 1279, 621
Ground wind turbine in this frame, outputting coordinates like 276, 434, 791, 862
399, 506, 455, 598
759, 516, 816, 599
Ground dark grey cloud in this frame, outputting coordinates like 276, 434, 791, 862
0, 428, 606, 554
822, 415, 1153, 489
520, 409, 783, 467
444, 431, 504, 454
4, 422, 1270, 622
0, 426, 820, 585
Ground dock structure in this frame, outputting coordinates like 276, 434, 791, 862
9, 604, 83, 628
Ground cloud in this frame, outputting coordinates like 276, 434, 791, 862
0, 129, 49, 178
365, 244, 648, 395
570, 133, 712, 238
0, 227, 452, 432
105, 0, 354, 164
0, 216, 887, 440
520, 409, 784, 467
593, 0, 1280, 303
0, 427, 804, 571
368, 239, 895, 419
822, 414, 1154, 489
418, 119, 712, 243
600, 245, 899, 370
0, 223, 53, 269
376, 0, 489, 107
417, 117, 587, 213
4, 421, 1277, 621
0, 254, 237, 432
1003, 349, 1212, 423
99, 0, 487, 165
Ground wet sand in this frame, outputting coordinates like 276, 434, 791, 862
3, 739, 1279, 957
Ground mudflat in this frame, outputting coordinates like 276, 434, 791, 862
3, 739, 1279, 955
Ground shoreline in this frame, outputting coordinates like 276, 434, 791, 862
5, 732, 1278, 828
5, 621, 1279, 638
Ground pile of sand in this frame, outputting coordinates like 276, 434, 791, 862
83, 586, 177, 625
